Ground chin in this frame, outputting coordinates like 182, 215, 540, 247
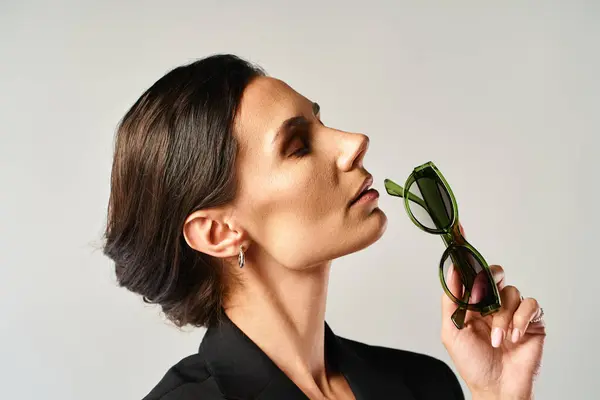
366, 207, 388, 245
346, 207, 388, 255
300, 208, 389, 266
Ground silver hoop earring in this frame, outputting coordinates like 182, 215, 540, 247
238, 245, 245, 268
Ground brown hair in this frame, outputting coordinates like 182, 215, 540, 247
102, 54, 265, 327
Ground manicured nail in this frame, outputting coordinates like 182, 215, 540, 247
491, 327, 504, 348
511, 328, 521, 343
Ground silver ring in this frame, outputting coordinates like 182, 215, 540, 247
531, 307, 544, 323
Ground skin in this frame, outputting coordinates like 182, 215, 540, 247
183, 77, 546, 400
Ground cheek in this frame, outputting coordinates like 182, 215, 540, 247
272, 166, 332, 218
253, 168, 326, 221
242, 166, 342, 264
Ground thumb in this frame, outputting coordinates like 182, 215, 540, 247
458, 222, 466, 238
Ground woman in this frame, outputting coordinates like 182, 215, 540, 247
103, 54, 546, 399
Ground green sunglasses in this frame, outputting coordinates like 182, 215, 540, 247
384, 161, 501, 329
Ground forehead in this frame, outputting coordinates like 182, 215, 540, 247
242, 76, 305, 113
234, 77, 308, 141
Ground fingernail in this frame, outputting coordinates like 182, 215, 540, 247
511, 328, 521, 343
491, 327, 504, 348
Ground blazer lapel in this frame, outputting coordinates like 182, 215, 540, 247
325, 323, 416, 400
199, 313, 308, 399
255, 370, 312, 400
199, 312, 415, 400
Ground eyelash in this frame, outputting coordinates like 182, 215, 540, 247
288, 116, 322, 158
290, 136, 310, 158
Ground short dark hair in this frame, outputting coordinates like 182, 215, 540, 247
102, 54, 266, 327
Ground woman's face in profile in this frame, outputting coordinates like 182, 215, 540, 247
231, 76, 388, 268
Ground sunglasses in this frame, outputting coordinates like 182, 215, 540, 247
384, 161, 501, 329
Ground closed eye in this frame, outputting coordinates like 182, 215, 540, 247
289, 102, 321, 157
288, 126, 311, 158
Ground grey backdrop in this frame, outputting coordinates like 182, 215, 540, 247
1, 1, 598, 399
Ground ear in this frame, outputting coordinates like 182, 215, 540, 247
182, 208, 247, 259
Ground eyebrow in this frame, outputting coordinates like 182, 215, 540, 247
271, 102, 320, 146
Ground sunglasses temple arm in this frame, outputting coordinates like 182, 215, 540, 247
383, 180, 428, 210
405, 192, 427, 210
451, 306, 467, 329
451, 288, 471, 329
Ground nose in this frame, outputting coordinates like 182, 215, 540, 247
337, 132, 370, 172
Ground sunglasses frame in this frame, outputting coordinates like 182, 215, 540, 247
384, 161, 501, 329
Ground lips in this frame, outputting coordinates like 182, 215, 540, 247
349, 175, 374, 206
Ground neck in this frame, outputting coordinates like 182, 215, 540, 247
223, 254, 336, 399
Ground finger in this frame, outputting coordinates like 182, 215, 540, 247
443, 264, 503, 320
490, 285, 521, 347
509, 297, 541, 343
488, 265, 506, 291
523, 323, 547, 335
458, 223, 466, 238
470, 265, 505, 304
469, 270, 489, 304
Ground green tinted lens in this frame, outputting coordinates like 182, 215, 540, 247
406, 176, 453, 231
442, 245, 496, 308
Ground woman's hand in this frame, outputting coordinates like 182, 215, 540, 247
441, 228, 546, 399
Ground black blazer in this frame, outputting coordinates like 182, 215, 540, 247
143, 313, 465, 399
